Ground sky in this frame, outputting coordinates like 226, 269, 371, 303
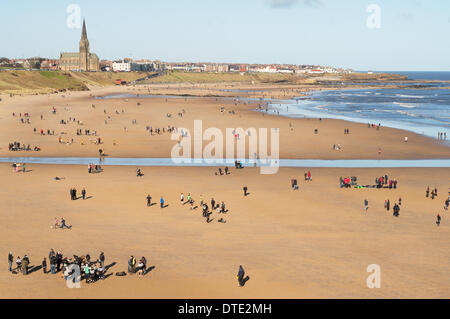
1, 0, 449, 71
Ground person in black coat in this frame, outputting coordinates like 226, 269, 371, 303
393, 203, 400, 217
237, 265, 250, 287
8, 252, 13, 272
99, 252, 105, 268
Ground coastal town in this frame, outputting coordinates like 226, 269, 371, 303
1, 20, 350, 75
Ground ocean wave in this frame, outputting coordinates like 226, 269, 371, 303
393, 102, 417, 108
395, 94, 425, 99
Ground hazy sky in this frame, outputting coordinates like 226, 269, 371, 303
1, 0, 449, 71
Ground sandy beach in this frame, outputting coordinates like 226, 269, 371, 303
0, 85, 449, 160
0, 84, 449, 299
0, 164, 449, 299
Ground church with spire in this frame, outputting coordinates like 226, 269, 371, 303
59, 19, 100, 72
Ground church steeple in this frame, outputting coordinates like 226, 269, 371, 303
79, 18, 90, 71
81, 18, 87, 40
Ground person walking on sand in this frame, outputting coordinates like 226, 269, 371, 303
393, 203, 400, 217
82, 188, 86, 200
364, 199, 369, 212
60, 217, 72, 229
160, 196, 165, 208
147, 194, 152, 207
243, 186, 248, 197
436, 214, 441, 227
180, 192, 184, 204
8, 252, 13, 272
237, 265, 250, 287
99, 252, 105, 268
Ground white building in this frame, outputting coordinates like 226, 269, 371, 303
112, 62, 131, 72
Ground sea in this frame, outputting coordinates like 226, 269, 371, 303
267, 71, 450, 141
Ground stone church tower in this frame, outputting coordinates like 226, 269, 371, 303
79, 19, 90, 71
59, 18, 99, 72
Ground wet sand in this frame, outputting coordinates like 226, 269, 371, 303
0, 86, 449, 160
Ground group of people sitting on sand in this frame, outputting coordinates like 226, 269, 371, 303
47, 249, 107, 283
8, 142, 40, 152
8, 249, 153, 282
127, 256, 148, 277
339, 175, 398, 189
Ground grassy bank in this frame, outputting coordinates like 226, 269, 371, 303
141, 71, 298, 84
0, 70, 153, 95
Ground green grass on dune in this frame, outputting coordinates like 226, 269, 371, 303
0, 70, 153, 94
142, 71, 298, 84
